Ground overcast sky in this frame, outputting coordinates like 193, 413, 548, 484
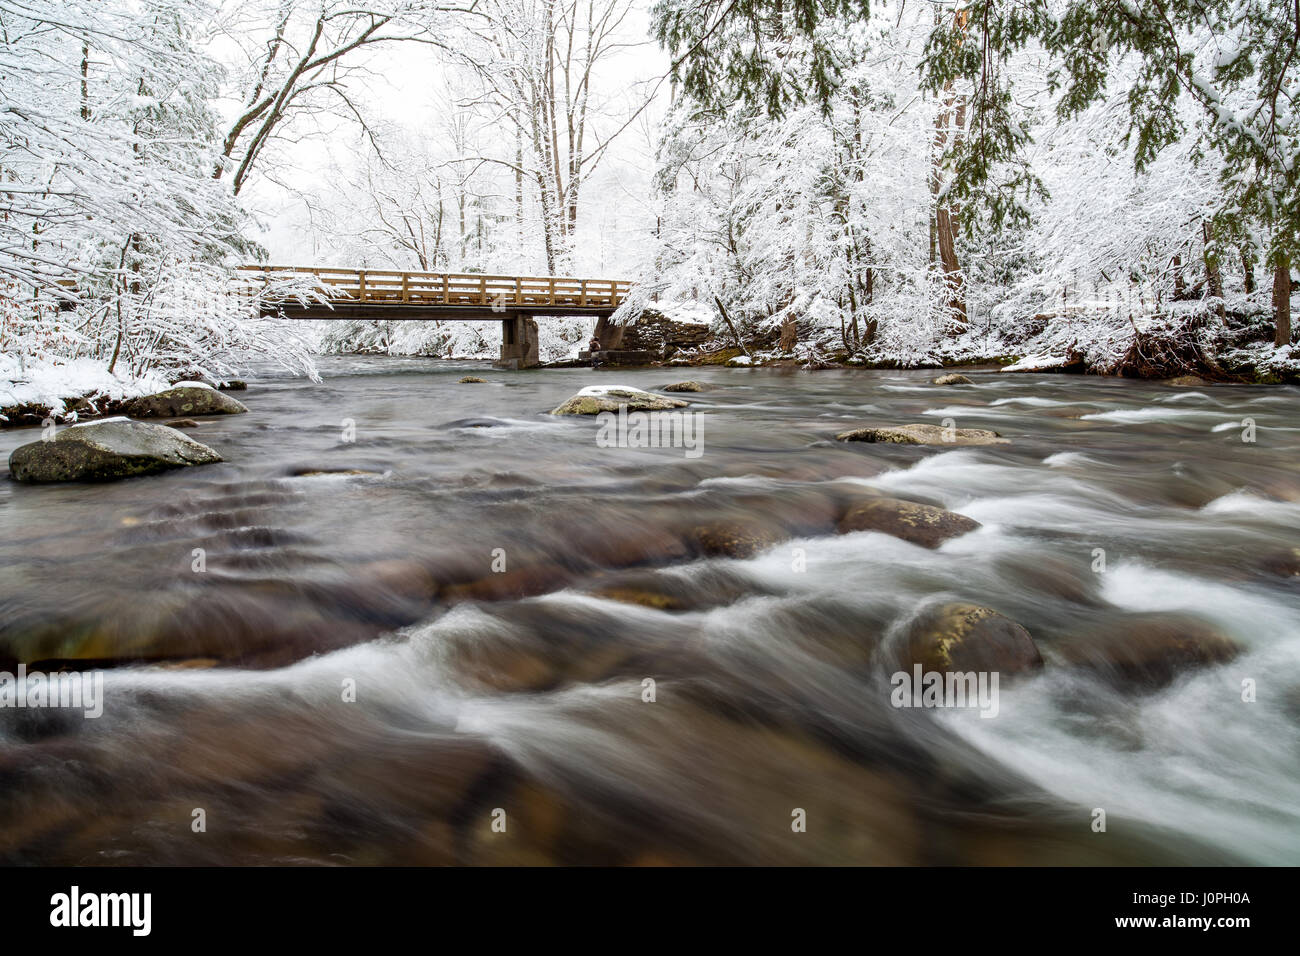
242, 1, 671, 273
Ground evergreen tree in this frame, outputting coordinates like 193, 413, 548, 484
652, 0, 1299, 346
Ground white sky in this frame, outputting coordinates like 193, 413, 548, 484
240, 1, 671, 274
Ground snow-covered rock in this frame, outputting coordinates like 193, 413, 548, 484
1000, 354, 1073, 373
8, 419, 223, 482
550, 385, 689, 415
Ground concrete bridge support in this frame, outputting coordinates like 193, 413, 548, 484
497, 314, 540, 369
593, 314, 625, 350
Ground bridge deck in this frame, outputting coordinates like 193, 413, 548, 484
240, 266, 630, 318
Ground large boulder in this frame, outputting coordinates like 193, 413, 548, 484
837, 423, 1009, 446
8, 417, 222, 483
124, 383, 248, 418
550, 385, 689, 415
901, 603, 1043, 675
838, 497, 980, 548
661, 381, 711, 393
932, 373, 975, 385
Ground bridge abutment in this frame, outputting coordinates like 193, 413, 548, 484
496, 314, 540, 369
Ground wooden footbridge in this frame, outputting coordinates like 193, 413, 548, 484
239, 266, 631, 368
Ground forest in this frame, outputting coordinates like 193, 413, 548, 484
2, 0, 1298, 417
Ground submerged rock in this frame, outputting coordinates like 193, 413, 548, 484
836, 423, 1008, 446
838, 497, 980, 548
458, 376, 488, 384
1260, 547, 1300, 578
125, 383, 248, 418
1057, 613, 1240, 689
165, 419, 199, 428
8, 418, 223, 483
932, 373, 975, 385
902, 603, 1043, 675
1163, 374, 1211, 387
550, 385, 689, 415
661, 381, 711, 393
686, 520, 780, 559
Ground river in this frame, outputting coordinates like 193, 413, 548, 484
1, 357, 1297, 864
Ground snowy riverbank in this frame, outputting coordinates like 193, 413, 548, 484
0, 355, 171, 426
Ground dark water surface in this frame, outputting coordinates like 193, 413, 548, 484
1, 357, 1297, 864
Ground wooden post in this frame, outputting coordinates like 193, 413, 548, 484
479, 275, 486, 305
358, 270, 366, 301
515, 276, 522, 305
401, 273, 409, 303
580, 279, 588, 307
548, 277, 555, 306
443, 274, 449, 304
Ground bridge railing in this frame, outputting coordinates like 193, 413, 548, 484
238, 266, 630, 310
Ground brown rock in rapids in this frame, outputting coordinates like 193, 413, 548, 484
1056, 612, 1240, 690
836, 423, 1008, 446
903, 603, 1043, 675
932, 373, 975, 385
686, 520, 781, 559
838, 497, 980, 548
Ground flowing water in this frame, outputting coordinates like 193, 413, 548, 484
1, 357, 1297, 865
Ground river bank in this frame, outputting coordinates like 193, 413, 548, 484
6, 346, 1292, 431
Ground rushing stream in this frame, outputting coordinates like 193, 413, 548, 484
1, 357, 1297, 865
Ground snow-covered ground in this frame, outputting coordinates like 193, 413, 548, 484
0, 354, 168, 421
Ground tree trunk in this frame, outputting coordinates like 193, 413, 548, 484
714, 296, 748, 356
779, 316, 798, 352
935, 206, 965, 322
1202, 223, 1224, 318
1242, 248, 1256, 294
1274, 256, 1292, 347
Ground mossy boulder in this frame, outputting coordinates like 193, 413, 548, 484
125, 384, 248, 418
838, 497, 980, 548
550, 385, 689, 415
661, 381, 711, 393
837, 423, 1009, 446
902, 603, 1043, 675
933, 373, 975, 385
458, 376, 488, 384
8, 418, 222, 483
